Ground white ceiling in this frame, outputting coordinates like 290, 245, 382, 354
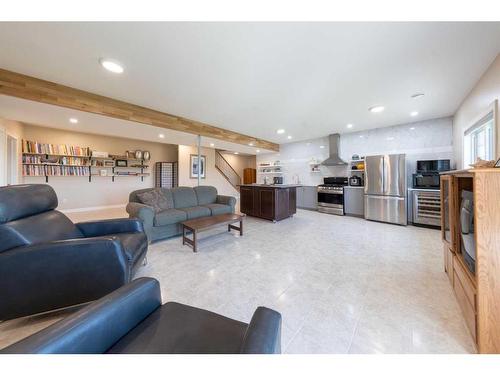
0, 22, 499, 145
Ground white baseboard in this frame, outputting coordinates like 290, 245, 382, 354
60, 204, 126, 214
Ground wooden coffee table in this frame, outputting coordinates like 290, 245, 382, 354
181, 213, 244, 252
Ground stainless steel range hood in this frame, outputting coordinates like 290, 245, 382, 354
321, 134, 347, 166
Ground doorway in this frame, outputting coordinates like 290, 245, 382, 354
7, 135, 18, 185
0, 127, 6, 186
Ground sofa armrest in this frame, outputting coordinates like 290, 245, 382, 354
0, 237, 130, 321
240, 307, 282, 354
216, 195, 236, 208
126, 202, 155, 240
77, 218, 144, 237
1, 278, 162, 354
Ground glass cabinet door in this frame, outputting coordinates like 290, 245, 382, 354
440, 176, 453, 246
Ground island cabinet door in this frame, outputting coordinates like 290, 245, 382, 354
288, 188, 297, 215
240, 187, 255, 216
258, 188, 276, 220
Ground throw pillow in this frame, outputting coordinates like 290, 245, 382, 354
137, 189, 171, 213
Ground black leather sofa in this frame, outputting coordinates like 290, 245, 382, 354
0, 184, 148, 321
1, 278, 282, 354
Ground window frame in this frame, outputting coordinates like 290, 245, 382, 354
463, 100, 498, 168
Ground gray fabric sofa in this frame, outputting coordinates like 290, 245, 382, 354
126, 186, 236, 242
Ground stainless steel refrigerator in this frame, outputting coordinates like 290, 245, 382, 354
364, 154, 407, 225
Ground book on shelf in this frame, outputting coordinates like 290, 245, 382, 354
22, 139, 90, 156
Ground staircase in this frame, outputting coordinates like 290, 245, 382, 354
215, 150, 241, 191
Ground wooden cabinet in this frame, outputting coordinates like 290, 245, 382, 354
243, 168, 256, 184
239, 185, 297, 221
440, 169, 500, 353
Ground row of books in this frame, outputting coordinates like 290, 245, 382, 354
22, 155, 90, 166
22, 139, 90, 156
23, 155, 44, 164
46, 166, 90, 176
22, 165, 45, 176
23, 165, 90, 176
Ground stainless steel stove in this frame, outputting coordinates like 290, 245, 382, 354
317, 177, 349, 215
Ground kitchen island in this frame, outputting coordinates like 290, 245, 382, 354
238, 184, 299, 222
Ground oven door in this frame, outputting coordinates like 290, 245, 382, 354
413, 173, 440, 189
317, 190, 344, 214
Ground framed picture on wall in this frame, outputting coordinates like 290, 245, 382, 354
190, 154, 206, 179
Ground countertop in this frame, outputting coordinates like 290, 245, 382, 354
344, 186, 364, 189
238, 184, 302, 188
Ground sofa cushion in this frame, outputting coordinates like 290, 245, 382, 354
203, 203, 232, 216
136, 189, 173, 213
171, 187, 198, 209
110, 232, 148, 264
106, 302, 248, 354
178, 206, 211, 220
194, 186, 217, 205
153, 209, 187, 227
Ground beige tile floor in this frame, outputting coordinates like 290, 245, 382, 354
0, 208, 476, 353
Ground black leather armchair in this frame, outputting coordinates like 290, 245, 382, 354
0, 184, 148, 321
1, 278, 282, 354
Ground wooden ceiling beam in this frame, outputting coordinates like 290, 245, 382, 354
0, 68, 279, 152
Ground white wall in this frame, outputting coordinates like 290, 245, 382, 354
453, 54, 500, 168
178, 145, 239, 197
257, 117, 454, 186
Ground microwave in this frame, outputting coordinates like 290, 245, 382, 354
412, 172, 441, 189
416, 159, 450, 173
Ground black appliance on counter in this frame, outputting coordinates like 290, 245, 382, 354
349, 175, 363, 186
417, 159, 450, 172
317, 177, 349, 216
273, 176, 284, 185
412, 159, 451, 189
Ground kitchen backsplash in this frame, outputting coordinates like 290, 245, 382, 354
256, 116, 454, 186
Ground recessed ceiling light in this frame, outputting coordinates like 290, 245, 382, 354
369, 106, 385, 113
158, 134, 165, 139
248, 143, 254, 146
287, 135, 292, 140
210, 143, 215, 147
410, 127, 415, 130
410, 111, 419, 117
347, 123, 353, 129
411, 93, 425, 99
99, 58, 124, 74
359, 135, 364, 138
69, 118, 78, 124
234, 152, 239, 155
319, 145, 325, 149
256, 149, 260, 153
276, 129, 285, 134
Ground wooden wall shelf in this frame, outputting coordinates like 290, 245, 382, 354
21, 139, 150, 183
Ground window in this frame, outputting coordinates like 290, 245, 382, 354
464, 112, 495, 167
